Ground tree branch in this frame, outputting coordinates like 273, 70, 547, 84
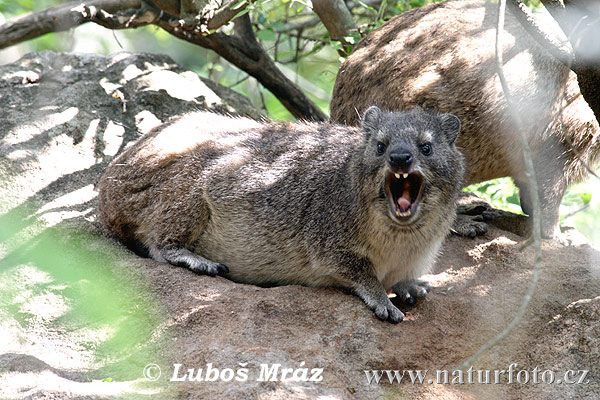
311, 0, 356, 43
205, 0, 249, 31
148, 0, 180, 16
0, 0, 141, 49
539, 0, 600, 122
156, 14, 326, 120
508, 0, 574, 67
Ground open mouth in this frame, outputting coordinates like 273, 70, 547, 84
385, 171, 424, 222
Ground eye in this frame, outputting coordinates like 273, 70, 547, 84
376, 142, 387, 156
420, 143, 432, 156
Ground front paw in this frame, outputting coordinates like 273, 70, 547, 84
372, 298, 405, 323
392, 280, 431, 305
355, 287, 406, 323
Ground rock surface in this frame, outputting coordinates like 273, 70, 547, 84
1, 51, 599, 400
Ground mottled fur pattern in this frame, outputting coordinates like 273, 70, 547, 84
330, 0, 600, 238
97, 107, 464, 323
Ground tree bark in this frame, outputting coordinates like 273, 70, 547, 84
507, 0, 573, 66
0, 0, 141, 49
539, 0, 600, 121
509, 1, 600, 123
311, 0, 356, 43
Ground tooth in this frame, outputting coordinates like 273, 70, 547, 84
395, 209, 412, 218
403, 173, 408, 179
395, 173, 400, 179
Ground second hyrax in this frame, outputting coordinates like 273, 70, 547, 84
330, 0, 600, 239
97, 107, 464, 323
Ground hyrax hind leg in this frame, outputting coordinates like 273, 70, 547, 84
150, 243, 229, 276
145, 193, 229, 276
516, 152, 568, 239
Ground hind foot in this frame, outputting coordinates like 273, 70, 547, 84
153, 245, 229, 276
392, 279, 431, 305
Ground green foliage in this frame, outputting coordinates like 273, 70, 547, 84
524, 0, 542, 8
561, 185, 593, 209
465, 178, 524, 215
466, 175, 600, 247
0, 215, 167, 382
560, 178, 600, 244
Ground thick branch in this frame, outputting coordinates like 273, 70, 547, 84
539, 0, 600, 121
157, 14, 326, 120
205, 0, 249, 31
169, 0, 251, 32
148, 0, 180, 16
311, 0, 356, 43
508, 0, 573, 67
0, 0, 141, 49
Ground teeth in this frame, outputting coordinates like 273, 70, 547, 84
395, 173, 400, 179
403, 173, 408, 179
395, 209, 411, 218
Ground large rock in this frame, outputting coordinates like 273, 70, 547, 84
1, 51, 599, 399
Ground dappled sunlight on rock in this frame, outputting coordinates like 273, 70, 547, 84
36, 184, 97, 226
2, 106, 78, 148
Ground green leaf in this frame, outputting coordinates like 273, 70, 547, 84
256, 28, 276, 41
257, 13, 267, 25
506, 193, 520, 206
232, 0, 247, 9
231, 7, 250, 21
580, 192, 592, 205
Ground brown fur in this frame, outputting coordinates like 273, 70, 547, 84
330, 0, 600, 238
97, 108, 464, 323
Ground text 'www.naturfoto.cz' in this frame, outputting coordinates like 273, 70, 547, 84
365, 364, 590, 385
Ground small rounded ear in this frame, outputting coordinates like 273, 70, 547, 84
440, 113, 461, 145
361, 106, 382, 134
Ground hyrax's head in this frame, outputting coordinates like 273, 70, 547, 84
358, 106, 464, 227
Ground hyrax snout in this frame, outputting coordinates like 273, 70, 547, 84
97, 107, 465, 323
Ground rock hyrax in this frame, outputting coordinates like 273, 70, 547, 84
97, 107, 464, 323
330, 0, 600, 239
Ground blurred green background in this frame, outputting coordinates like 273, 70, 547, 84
0, 0, 597, 247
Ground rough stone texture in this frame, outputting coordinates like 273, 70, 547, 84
1, 51, 599, 399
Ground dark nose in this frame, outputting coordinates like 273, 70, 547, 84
388, 150, 413, 171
